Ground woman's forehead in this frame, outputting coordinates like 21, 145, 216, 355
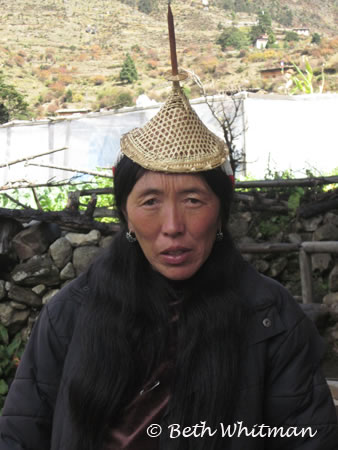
130, 171, 212, 194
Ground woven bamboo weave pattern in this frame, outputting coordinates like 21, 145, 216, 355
121, 84, 228, 173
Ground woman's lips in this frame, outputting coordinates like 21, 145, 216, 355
160, 247, 191, 265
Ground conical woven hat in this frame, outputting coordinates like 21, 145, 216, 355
120, 4, 229, 173
121, 82, 228, 173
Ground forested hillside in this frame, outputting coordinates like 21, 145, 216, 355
0, 0, 337, 121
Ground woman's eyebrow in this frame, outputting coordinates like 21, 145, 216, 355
179, 188, 207, 195
137, 187, 208, 198
136, 188, 163, 198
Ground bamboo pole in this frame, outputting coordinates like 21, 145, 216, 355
0, 147, 68, 169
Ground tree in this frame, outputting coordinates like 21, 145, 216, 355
250, 10, 272, 43
311, 33, 321, 44
217, 27, 250, 50
217, 0, 254, 13
0, 72, 30, 124
285, 31, 299, 42
276, 7, 293, 27
267, 31, 276, 48
119, 54, 138, 84
209, 94, 245, 175
188, 71, 245, 175
257, 9, 272, 31
138, 0, 157, 14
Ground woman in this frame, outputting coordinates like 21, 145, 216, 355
1, 153, 337, 450
1, 8, 338, 445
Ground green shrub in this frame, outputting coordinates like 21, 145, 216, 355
311, 33, 321, 44
116, 91, 133, 107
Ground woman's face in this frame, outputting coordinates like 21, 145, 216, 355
125, 171, 221, 280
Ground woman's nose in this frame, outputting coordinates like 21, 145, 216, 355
161, 205, 185, 237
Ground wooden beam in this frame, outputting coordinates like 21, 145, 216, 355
239, 243, 300, 254
302, 241, 338, 254
0, 207, 119, 235
235, 176, 338, 189
299, 249, 314, 304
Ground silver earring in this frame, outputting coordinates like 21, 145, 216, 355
216, 230, 224, 242
126, 230, 137, 243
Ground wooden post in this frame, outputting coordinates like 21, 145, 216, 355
66, 191, 80, 213
299, 248, 313, 304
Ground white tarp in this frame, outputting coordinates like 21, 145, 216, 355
0, 93, 337, 185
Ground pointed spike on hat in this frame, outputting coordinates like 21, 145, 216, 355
168, 3, 178, 77
120, 4, 229, 173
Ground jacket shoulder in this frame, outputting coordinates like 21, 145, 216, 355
240, 264, 309, 342
44, 273, 88, 344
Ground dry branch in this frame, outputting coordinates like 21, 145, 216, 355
26, 162, 112, 179
79, 187, 113, 196
299, 194, 338, 218
4, 194, 31, 210
0, 147, 67, 169
236, 176, 338, 189
31, 187, 43, 210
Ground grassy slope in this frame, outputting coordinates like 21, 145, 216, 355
0, 0, 337, 119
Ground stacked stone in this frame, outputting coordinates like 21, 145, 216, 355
229, 210, 338, 305
0, 222, 113, 337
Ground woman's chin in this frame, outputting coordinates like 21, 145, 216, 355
155, 263, 200, 281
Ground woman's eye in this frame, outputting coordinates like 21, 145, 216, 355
143, 198, 157, 206
187, 197, 201, 205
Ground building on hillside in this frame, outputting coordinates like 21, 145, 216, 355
293, 27, 310, 37
260, 65, 294, 79
256, 35, 269, 49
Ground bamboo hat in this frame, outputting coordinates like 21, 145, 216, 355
120, 4, 229, 174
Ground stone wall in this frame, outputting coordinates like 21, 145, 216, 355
229, 210, 338, 306
0, 222, 113, 339
1, 207, 338, 368
228, 208, 338, 374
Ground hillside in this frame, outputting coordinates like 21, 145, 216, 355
0, 0, 337, 120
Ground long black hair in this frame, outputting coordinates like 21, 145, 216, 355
68, 156, 248, 450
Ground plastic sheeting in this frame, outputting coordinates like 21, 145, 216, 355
0, 93, 337, 185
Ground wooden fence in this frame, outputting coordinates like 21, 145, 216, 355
239, 242, 338, 304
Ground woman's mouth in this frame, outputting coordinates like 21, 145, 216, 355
160, 247, 191, 265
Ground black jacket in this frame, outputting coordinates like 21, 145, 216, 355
0, 265, 337, 449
